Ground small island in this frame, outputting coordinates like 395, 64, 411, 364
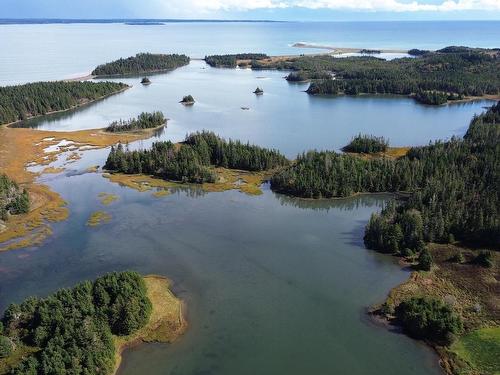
254, 87, 264, 95
105, 111, 166, 133
141, 77, 151, 85
91, 53, 190, 77
180, 95, 195, 105
105, 131, 288, 184
0, 271, 185, 375
0, 174, 30, 225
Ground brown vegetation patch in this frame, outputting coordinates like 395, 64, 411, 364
379, 244, 499, 375
112, 275, 186, 374
0, 125, 152, 251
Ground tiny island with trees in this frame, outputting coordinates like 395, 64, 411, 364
180, 95, 195, 105
91, 53, 190, 77
105, 111, 166, 133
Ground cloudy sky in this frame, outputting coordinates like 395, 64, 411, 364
2, 0, 500, 20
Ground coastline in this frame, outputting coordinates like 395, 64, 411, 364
112, 275, 187, 375
0, 124, 160, 252
3, 85, 130, 128
292, 42, 409, 54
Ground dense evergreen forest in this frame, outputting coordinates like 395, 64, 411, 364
271, 102, 500, 249
342, 134, 389, 153
395, 297, 463, 345
204, 54, 268, 68
92, 53, 190, 76
0, 175, 30, 221
0, 271, 151, 374
105, 131, 288, 183
0, 81, 127, 125
105, 111, 165, 132
251, 47, 500, 104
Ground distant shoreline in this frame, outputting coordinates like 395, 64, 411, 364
292, 42, 409, 54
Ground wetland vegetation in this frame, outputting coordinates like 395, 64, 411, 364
105, 131, 288, 183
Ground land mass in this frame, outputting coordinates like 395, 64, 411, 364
0, 81, 129, 126
0, 272, 186, 375
92, 53, 190, 77
207, 46, 500, 105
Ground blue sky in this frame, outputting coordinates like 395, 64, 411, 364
1, 0, 500, 21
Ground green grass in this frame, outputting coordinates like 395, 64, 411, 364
451, 327, 500, 375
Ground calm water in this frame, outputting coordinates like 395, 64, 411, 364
0, 21, 496, 375
0, 21, 499, 85
21, 60, 493, 157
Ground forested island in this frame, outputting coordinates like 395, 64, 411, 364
217, 47, 500, 105
204, 53, 268, 68
0, 271, 184, 375
105, 111, 165, 132
105, 131, 288, 183
0, 81, 128, 125
92, 53, 190, 76
0, 175, 29, 222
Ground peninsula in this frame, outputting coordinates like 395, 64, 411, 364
0, 271, 185, 375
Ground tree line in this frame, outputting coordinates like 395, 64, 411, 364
272, 102, 499, 249
105, 131, 288, 183
0, 174, 30, 221
204, 54, 268, 68
105, 111, 165, 132
1, 271, 151, 374
247, 47, 500, 105
342, 134, 389, 153
0, 81, 127, 125
92, 53, 190, 76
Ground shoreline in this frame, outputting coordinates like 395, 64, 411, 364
3, 85, 130, 128
369, 243, 499, 375
113, 275, 187, 375
292, 42, 409, 54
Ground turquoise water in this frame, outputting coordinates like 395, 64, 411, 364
0, 21, 496, 375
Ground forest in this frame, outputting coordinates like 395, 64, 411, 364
0, 81, 127, 125
105, 111, 165, 132
0, 271, 151, 374
342, 134, 389, 153
250, 47, 500, 104
105, 131, 288, 183
204, 54, 268, 68
92, 53, 190, 76
271, 102, 500, 250
0, 174, 30, 221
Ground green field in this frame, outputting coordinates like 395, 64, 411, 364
451, 327, 500, 375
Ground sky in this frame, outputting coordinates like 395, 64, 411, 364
1, 0, 500, 21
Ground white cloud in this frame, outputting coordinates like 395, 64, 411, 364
154, 0, 500, 13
